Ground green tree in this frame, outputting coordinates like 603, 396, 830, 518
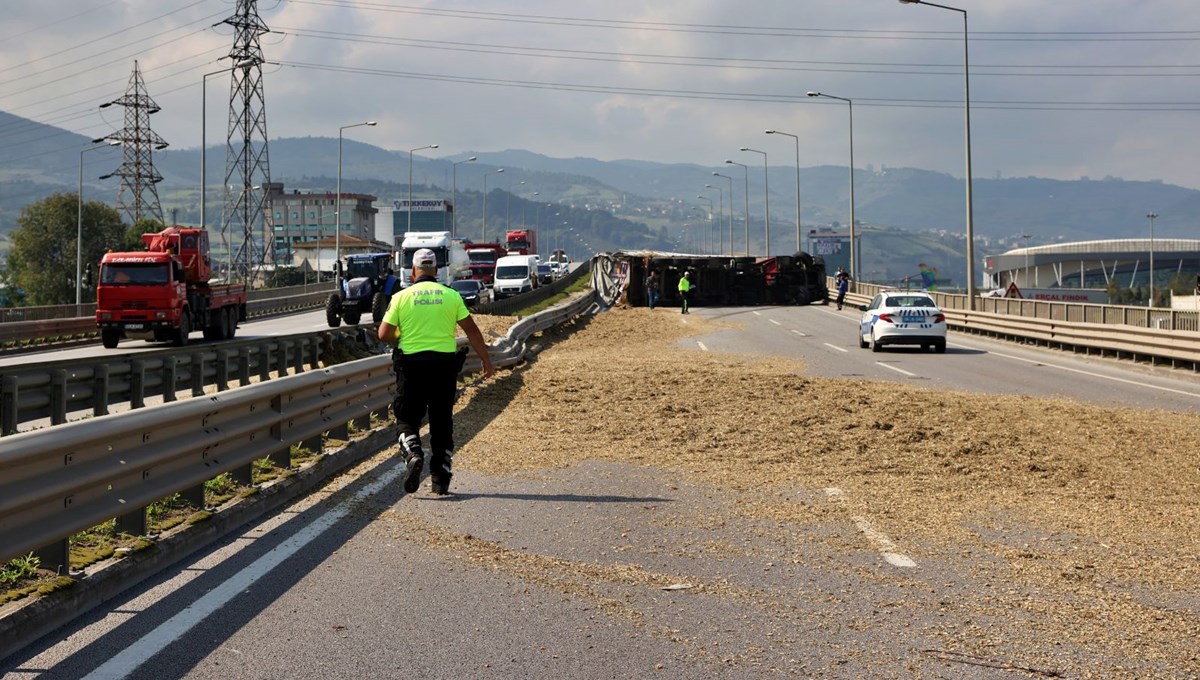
123, 217, 166, 251
6, 192, 125, 305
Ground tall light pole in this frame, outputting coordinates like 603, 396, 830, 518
704, 184, 724, 255
78, 138, 121, 309
507, 180, 525, 229
1021, 233, 1031, 287
1147, 212, 1158, 306
482, 168, 504, 242
765, 129, 802, 255
201, 59, 258, 230
336, 121, 377, 269
451, 156, 476, 238
522, 191, 538, 227
740, 147, 770, 256
695, 198, 714, 254
805, 92, 857, 281
713, 172, 734, 256
407, 143, 438, 235
726, 159, 750, 256
899, 0, 976, 307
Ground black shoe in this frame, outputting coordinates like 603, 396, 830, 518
400, 435, 425, 493
430, 477, 451, 495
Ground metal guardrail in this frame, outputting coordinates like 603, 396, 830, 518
0, 284, 334, 348
0, 259, 616, 572
474, 260, 592, 317
0, 327, 371, 436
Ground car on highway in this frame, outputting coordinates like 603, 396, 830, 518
858, 291, 947, 353
536, 263, 554, 285
450, 278, 491, 307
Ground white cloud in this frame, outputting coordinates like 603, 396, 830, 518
2, 0, 1199, 189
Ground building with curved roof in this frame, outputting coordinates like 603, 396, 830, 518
983, 239, 1200, 293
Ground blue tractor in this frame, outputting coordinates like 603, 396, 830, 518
326, 253, 402, 327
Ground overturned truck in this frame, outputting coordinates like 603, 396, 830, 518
618, 251, 829, 308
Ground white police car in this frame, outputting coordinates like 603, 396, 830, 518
858, 291, 947, 353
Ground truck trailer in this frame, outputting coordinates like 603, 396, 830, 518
96, 227, 246, 348
466, 242, 507, 286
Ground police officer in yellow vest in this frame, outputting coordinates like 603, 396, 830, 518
678, 270, 693, 314
378, 248, 495, 495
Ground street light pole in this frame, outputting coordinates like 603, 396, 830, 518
805, 93, 857, 281
523, 191, 538, 228
407, 143, 438, 236
1147, 212, 1158, 306
695, 198, 714, 254
899, 0, 976, 307
740, 147, 770, 256
713, 172, 734, 256
507, 180, 525, 229
704, 184, 724, 255
726, 160, 750, 256
482, 168, 504, 242
78, 138, 120, 309
1021, 233, 1031, 287
451, 156, 477, 238
337, 121, 377, 273
765, 129, 802, 255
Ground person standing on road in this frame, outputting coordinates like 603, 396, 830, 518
678, 270, 693, 314
835, 268, 850, 310
646, 270, 660, 309
378, 248, 495, 496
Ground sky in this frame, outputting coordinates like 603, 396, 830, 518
4, 0, 1200, 189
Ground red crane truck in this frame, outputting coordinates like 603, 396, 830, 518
95, 227, 247, 348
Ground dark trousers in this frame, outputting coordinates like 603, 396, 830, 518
396, 351, 460, 480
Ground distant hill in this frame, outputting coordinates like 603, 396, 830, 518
3, 108, 1197, 285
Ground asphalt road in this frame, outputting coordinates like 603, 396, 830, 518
2, 304, 1197, 678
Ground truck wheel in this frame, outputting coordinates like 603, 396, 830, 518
226, 307, 238, 339
372, 291, 389, 324
173, 312, 192, 346
101, 329, 120, 349
325, 294, 342, 328
204, 308, 229, 340
343, 310, 361, 326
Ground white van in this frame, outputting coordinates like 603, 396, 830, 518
493, 254, 539, 300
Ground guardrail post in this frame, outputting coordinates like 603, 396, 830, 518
230, 463, 253, 486
130, 360, 146, 409
116, 506, 147, 537
328, 421, 350, 442
300, 434, 322, 456
310, 336, 323, 370
180, 483, 205, 509
238, 347, 252, 386
50, 369, 68, 426
268, 394, 293, 469
292, 340, 305, 375
190, 352, 205, 397
276, 340, 290, 378
93, 364, 110, 417
352, 410, 371, 433
162, 356, 178, 403
33, 540, 69, 576
216, 349, 230, 392
2, 374, 19, 436
259, 344, 272, 383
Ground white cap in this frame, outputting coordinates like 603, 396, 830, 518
413, 248, 437, 268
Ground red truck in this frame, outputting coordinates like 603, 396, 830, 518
96, 227, 246, 348
466, 242, 507, 285
505, 228, 537, 256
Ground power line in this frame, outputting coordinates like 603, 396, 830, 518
285, 0, 1200, 42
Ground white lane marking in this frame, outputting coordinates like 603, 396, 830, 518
83, 464, 406, 680
976, 347, 1200, 399
823, 343, 848, 353
769, 319, 782, 326
697, 341, 709, 351
824, 488, 917, 569
875, 362, 917, 377
752, 310, 762, 316
790, 329, 809, 338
